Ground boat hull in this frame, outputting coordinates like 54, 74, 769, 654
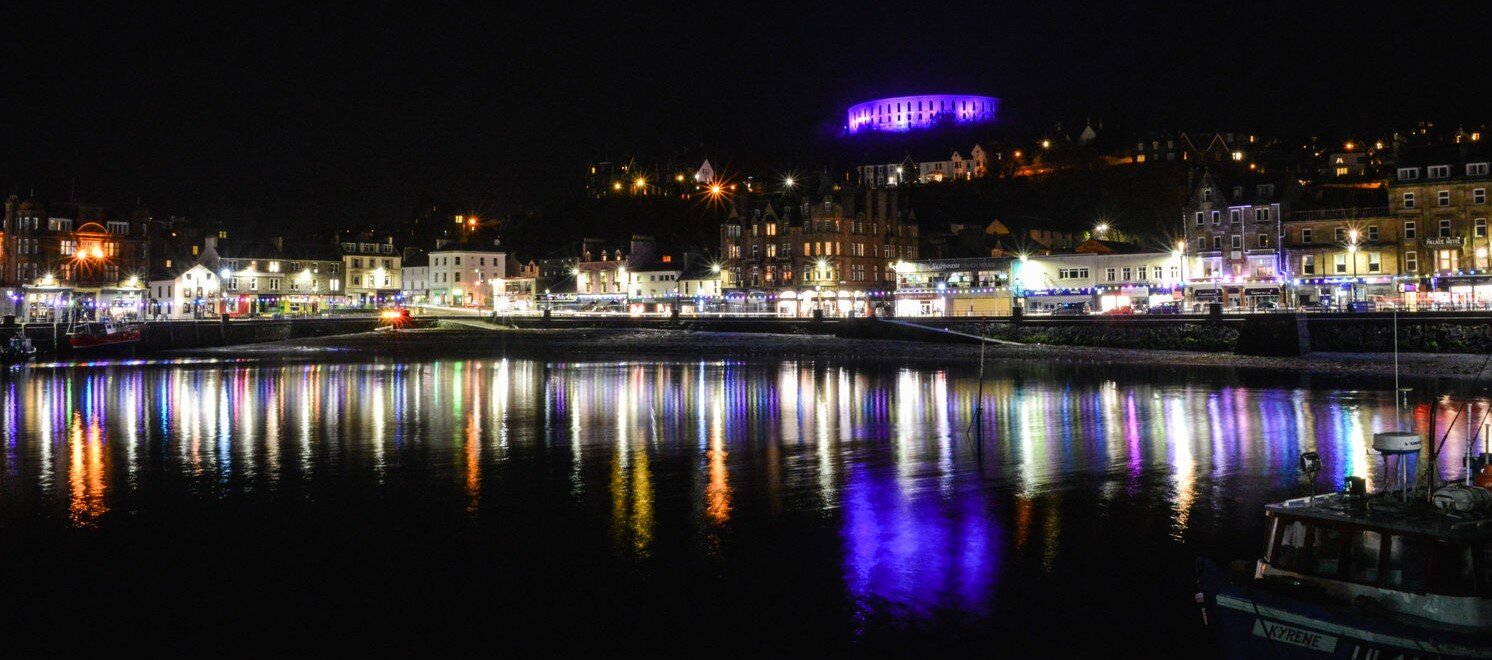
68, 328, 141, 353
1198, 560, 1492, 659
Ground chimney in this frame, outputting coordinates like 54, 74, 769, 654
204, 236, 218, 251
271, 236, 284, 251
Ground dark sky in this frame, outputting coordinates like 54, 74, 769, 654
4, 2, 1490, 232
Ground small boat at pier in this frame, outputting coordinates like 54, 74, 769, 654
2, 332, 37, 363
1198, 431, 1492, 659
67, 321, 142, 354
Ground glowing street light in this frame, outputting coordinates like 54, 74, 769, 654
1094, 222, 1109, 237
783, 176, 796, 188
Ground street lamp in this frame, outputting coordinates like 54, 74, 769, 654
1173, 240, 1187, 305
1347, 229, 1360, 310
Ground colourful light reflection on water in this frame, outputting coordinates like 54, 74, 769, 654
0, 358, 1482, 638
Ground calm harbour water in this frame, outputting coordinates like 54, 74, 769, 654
0, 356, 1480, 655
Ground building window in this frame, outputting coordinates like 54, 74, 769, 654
1438, 190, 1451, 207
1429, 165, 1451, 178
1469, 163, 1490, 177
1302, 228, 1313, 243
1229, 209, 1240, 224
1397, 167, 1419, 180
1230, 235, 1241, 249
1367, 252, 1381, 273
1478, 218, 1488, 238
1257, 233, 1269, 248
1194, 212, 1204, 226
1368, 226, 1379, 241
1405, 221, 1416, 239
1476, 189, 1487, 205
1105, 268, 1116, 282
1212, 236, 1222, 250
1121, 267, 1131, 281
1438, 249, 1458, 271
1403, 192, 1416, 209
1210, 210, 1220, 224
1405, 251, 1418, 272
1302, 255, 1315, 274
1335, 227, 1346, 242
1254, 208, 1271, 222
1333, 254, 1347, 274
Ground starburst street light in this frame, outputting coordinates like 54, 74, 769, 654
1095, 222, 1109, 237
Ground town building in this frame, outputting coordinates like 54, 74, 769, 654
1013, 241, 1184, 313
1282, 205, 1400, 308
2, 196, 152, 322
336, 232, 402, 307
147, 264, 222, 319
426, 249, 505, 307
857, 145, 989, 187
892, 257, 1015, 317
1390, 143, 1492, 306
492, 259, 539, 313
400, 250, 429, 305
1180, 172, 1293, 309
193, 236, 345, 317
719, 188, 919, 317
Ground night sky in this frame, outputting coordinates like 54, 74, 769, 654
4, 2, 1490, 232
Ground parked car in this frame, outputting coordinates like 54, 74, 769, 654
1253, 301, 1279, 312
1147, 301, 1182, 315
1102, 306, 1135, 316
1298, 302, 1331, 313
1049, 302, 1091, 316
1347, 300, 1374, 313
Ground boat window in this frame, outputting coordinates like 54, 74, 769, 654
1346, 529, 1382, 583
1308, 526, 1346, 576
1429, 541, 1475, 597
1383, 535, 1428, 592
1273, 519, 1310, 571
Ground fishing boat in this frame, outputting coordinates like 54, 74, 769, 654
67, 320, 142, 354
1, 332, 37, 363
1197, 431, 1492, 659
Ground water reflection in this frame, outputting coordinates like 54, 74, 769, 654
0, 358, 1481, 632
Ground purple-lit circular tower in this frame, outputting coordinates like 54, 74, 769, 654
845, 94, 1000, 134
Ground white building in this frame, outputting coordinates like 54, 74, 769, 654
148, 264, 221, 319
402, 258, 430, 305
1014, 243, 1184, 312
427, 249, 505, 307
624, 263, 684, 313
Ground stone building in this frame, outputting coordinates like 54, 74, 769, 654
1180, 171, 1293, 309
719, 187, 919, 317
1390, 144, 1492, 306
2, 196, 151, 322
1282, 205, 1400, 308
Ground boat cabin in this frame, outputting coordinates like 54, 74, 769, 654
1257, 494, 1492, 627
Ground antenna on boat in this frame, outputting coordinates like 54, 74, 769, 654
974, 322, 986, 467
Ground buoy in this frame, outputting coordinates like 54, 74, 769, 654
1432, 485, 1492, 513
